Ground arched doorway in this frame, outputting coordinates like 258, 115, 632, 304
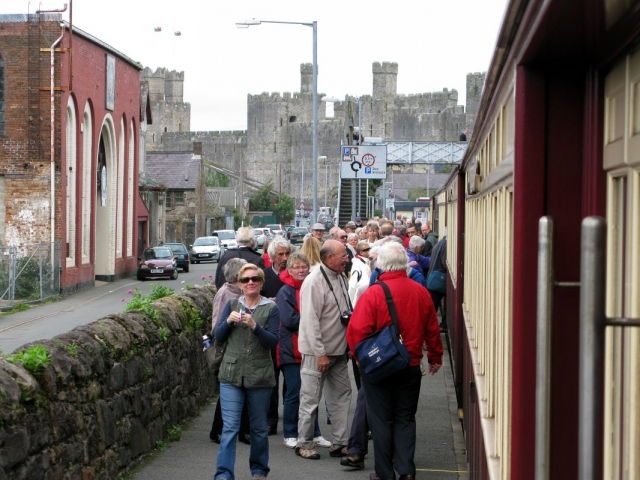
95, 117, 117, 281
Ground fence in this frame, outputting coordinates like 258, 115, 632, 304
0, 242, 62, 309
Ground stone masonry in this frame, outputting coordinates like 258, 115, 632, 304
0, 285, 217, 479
145, 63, 485, 206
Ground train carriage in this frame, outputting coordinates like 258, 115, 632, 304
438, 0, 640, 478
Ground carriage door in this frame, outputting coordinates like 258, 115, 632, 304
579, 50, 640, 480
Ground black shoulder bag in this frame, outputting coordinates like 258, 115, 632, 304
355, 280, 411, 383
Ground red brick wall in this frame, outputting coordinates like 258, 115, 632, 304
0, 17, 141, 293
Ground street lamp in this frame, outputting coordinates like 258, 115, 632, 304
236, 18, 319, 223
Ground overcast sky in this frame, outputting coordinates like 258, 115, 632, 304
3, 0, 509, 132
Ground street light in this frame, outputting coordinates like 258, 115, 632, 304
236, 18, 319, 223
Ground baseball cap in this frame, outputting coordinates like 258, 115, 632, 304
345, 221, 356, 228
312, 223, 325, 230
354, 217, 362, 222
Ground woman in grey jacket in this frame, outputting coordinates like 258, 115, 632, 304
214, 264, 280, 480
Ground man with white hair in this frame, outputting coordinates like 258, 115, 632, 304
214, 227, 264, 289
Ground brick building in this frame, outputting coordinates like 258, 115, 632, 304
0, 13, 144, 294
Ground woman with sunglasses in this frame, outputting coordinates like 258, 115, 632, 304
276, 252, 331, 451
214, 264, 280, 480
348, 241, 372, 306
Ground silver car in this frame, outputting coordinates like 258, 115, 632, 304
190, 236, 223, 263
255, 228, 273, 248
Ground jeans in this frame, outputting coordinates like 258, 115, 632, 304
214, 382, 272, 480
281, 363, 321, 439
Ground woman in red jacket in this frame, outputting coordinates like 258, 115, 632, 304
346, 242, 443, 480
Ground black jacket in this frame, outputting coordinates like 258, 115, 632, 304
261, 266, 286, 299
214, 247, 265, 289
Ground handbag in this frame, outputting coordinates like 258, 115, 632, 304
426, 241, 447, 294
205, 339, 226, 376
355, 281, 411, 384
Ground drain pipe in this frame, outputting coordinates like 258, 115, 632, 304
37, 4, 68, 275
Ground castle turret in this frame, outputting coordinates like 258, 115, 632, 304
465, 72, 486, 115
165, 70, 185, 103
372, 62, 398, 98
300, 63, 314, 94
144, 67, 167, 102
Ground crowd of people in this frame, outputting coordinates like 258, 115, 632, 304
209, 216, 446, 480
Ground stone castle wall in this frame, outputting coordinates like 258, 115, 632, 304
0, 286, 217, 480
149, 63, 486, 205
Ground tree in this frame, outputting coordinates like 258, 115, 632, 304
248, 182, 274, 211
205, 171, 230, 187
435, 163, 455, 174
273, 195, 295, 223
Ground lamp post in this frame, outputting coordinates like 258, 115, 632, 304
237, 18, 318, 223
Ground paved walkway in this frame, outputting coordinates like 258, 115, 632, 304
132, 336, 467, 480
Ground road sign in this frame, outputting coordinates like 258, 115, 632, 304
340, 145, 387, 179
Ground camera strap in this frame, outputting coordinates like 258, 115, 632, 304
320, 265, 353, 313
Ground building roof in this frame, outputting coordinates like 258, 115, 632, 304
145, 152, 201, 190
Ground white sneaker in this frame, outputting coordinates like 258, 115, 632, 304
313, 435, 331, 448
283, 437, 297, 449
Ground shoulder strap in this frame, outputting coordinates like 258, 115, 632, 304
431, 241, 444, 266
376, 280, 400, 332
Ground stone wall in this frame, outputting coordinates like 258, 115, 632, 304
0, 285, 217, 480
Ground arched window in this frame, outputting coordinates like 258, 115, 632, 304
66, 98, 77, 266
0, 56, 4, 133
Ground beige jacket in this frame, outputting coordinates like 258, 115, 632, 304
298, 263, 350, 357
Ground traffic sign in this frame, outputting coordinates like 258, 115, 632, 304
340, 145, 387, 179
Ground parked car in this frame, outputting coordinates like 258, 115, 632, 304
162, 242, 190, 272
284, 225, 296, 233
287, 227, 309, 244
190, 236, 223, 263
137, 246, 178, 281
213, 230, 238, 250
254, 228, 273, 248
265, 224, 285, 237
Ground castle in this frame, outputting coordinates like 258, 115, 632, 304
142, 63, 485, 205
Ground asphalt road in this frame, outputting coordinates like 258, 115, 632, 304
0, 260, 221, 354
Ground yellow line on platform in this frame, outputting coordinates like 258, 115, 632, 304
416, 468, 468, 473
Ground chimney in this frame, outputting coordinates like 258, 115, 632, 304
193, 142, 203, 155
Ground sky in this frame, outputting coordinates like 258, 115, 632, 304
2, 0, 510, 132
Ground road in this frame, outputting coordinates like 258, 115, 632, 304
0, 260, 221, 354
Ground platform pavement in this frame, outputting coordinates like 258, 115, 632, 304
132, 335, 467, 480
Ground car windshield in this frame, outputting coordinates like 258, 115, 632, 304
215, 231, 235, 240
293, 228, 307, 234
266, 225, 281, 231
194, 237, 219, 246
165, 243, 187, 253
145, 248, 173, 259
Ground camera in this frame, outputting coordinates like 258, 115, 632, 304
340, 311, 352, 326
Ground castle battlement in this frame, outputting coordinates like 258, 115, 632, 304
372, 61, 399, 74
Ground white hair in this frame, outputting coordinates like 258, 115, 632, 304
376, 242, 409, 272
236, 227, 256, 247
268, 236, 294, 259
408, 235, 425, 249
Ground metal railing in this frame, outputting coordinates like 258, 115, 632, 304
0, 242, 61, 309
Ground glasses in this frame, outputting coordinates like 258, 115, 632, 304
240, 276, 262, 284
360, 248, 371, 252
291, 265, 309, 271
339, 235, 348, 239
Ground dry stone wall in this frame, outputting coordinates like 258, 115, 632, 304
0, 285, 217, 480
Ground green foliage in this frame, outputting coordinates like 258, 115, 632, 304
231, 209, 250, 231
167, 425, 182, 442
205, 171, 230, 187
158, 327, 169, 343
180, 300, 203, 331
273, 195, 295, 223
249, 182, 275, 211
8, 345, 50, 376
124, 285, 175, 324
155, 440, 167, 451
1, 302, 30, 315
407, 188, 428, 201
0, 255, 54, 301
436, 163, 455, 174
144, 366, 153, 377
65, 342, 80, 357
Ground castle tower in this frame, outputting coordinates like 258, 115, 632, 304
465, 72, 486, 115
372, 62, 398, 98
165, 70, 185, 103
300, 63, 314, 94
144, 67, 167, 102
